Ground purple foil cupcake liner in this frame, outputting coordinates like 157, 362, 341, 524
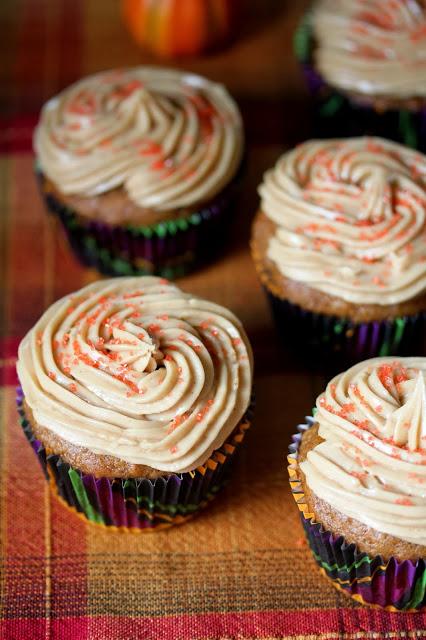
16, 388, 253, 531
294, 11, 426, 151
288, 418, 426, 611
36, 165, 243, 279
266, 290, 425, 365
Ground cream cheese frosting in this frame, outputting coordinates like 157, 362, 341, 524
34, 67, 243, 211
259, 137, 426, 306
300, 357, 426, 546
312, 0, 426, 98
17, 277, 253, 473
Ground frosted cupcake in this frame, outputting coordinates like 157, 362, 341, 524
295, 0, 426, 150
34, 67, 244, 278
288, 357, 426, 610
16, 276, 253, 530
251, 137, 426, 361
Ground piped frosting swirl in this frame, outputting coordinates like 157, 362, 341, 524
301, 357, 426, 545
17, 277, 253, 473
312, 0, 426, 98
259, 137, 426, 305
34, 67, 243, 211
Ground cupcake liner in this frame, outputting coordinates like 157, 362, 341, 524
294, 12, 426, 151
288, 418, 426, 611
16, 387, 253, 531
36, 165, 243, 279
266, 290, 425, 364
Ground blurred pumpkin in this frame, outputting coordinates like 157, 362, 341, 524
121, 0, 239, 58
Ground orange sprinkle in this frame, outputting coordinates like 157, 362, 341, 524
410, 25, 426, 42
350, 470, 368, 481
341, 403, 355, 414
394, 497, 414, 506
408, 473, 426, 484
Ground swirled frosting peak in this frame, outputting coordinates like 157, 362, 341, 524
17, 277, 253, 473
301, 357, 426, 545
385, 370, 426, 450
259, 137, 426, 305
34, 67, 243, 211
312, 0, 426, 98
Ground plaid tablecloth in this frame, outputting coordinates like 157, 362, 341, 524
1, 1, 426, 638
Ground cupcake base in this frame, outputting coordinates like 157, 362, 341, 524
17, 388, 252, 531
251, 210, 426, 366
288, 419, 426, 611
303, 65, 426, 152
36, 166, 242, 279
267, 290, 425, 366
295, 13, 426, 151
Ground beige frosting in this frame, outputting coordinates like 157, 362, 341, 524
312, 0, 426, 98
259, 137, 426, 305
17, 277, 253, 473
301, 357, 426, 545
34, 67, 243, 211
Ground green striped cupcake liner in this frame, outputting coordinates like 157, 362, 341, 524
294, 8, 426, 151
267, 291, 425, 366
288, 418, 426, 611
36, 163, 243, 279
17, 387, 253, 531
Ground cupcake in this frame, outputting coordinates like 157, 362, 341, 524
295, 0, 426, 150
288, 357, 426, 610
16, 276, 253, 530
34, 67, 244, 278
251, 137, 426, 362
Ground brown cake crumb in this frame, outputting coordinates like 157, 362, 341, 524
24, 400, 167, 479
44, 176, 203, 227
